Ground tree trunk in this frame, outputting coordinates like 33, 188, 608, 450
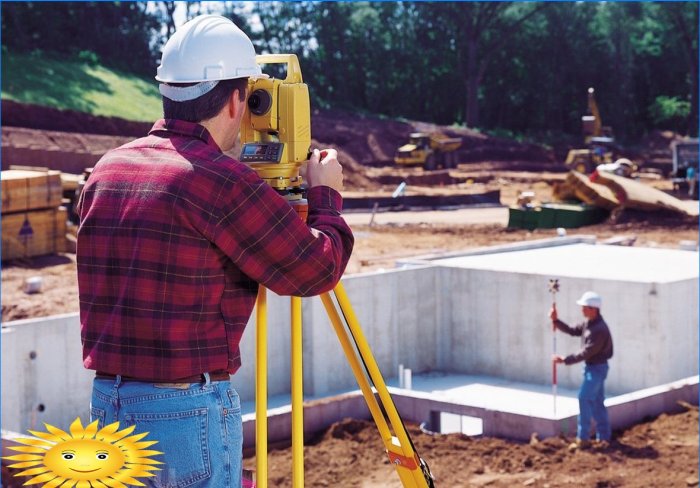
465, 39, 480, 128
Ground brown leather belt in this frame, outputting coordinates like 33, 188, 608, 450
95, 371, 230, 383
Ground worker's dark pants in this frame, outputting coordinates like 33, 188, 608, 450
577, 362, 611, 441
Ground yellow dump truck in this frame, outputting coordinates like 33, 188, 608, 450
394, 132, 462, 170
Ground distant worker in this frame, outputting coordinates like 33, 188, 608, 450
686, 165, 696, 198
550, 291, 614, 450
77, 14, 354, 487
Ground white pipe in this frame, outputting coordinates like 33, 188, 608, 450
403, 368, 412, 390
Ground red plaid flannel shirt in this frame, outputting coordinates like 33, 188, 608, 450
77, 119, 354, 380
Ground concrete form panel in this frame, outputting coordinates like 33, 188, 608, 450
3, 241, 696, 443
434, 244, 698, 395
1, 314, 92, 433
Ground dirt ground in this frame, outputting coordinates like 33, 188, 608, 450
1, 103, 698, 487
245, 405, 699, 488
3, 404, 697, 488
2, 209, 697, 322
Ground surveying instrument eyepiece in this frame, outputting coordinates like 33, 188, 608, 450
240, 54, 311, 200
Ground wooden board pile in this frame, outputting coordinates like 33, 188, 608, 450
1, 169, 67, 260
553, 170, 695, 216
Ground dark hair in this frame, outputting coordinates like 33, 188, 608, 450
162, 78, 248, 122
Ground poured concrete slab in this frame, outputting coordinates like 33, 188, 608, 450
433, 242, 698, 283
240, 373, 579, 419
237, 372, 698, 446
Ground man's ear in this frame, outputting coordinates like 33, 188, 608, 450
229, 89, 244, 119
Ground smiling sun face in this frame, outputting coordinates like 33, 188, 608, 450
43, 438, 125, 480
3, 417, 162, 487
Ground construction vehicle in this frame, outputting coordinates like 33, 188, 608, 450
671, 138, 699, 200
394, 132, 462, 170
564, 88, 617, 174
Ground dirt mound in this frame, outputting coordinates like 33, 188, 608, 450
2, 101, 555, 181
244, 405, 698, 488
2, 100, 153, 137
312, 107, 555, 167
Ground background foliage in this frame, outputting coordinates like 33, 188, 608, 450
2, 1, 697, 141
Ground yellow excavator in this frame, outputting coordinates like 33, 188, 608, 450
564, 88, 617, 174
394, 132, 462, 170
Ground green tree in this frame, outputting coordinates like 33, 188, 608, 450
1, 2, 161, 76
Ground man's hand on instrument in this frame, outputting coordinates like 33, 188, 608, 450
306, 148, 343, 192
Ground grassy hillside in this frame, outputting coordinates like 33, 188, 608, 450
1, 49, 162, 122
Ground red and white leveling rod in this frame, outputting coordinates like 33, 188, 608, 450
548, 278, 560, 416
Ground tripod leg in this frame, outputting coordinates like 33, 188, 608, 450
291, 296, 304, 487
256, 286, 268, 488
320, 293, 393, 441
321, 283, 434, 488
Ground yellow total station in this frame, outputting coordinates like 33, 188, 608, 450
240, 54, 311, 194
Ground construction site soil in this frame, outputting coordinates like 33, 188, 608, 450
1, 102, 698, 487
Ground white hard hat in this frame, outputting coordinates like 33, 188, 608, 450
615, 158, 633, 167
156, 15, 262, 101
576, 291, 602, 308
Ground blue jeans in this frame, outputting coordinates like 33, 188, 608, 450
90, 374, 242, 488
577, 362, 611, 441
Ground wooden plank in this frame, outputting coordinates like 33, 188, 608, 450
1, 207, 67, 261
1, 169, 63, 214
592, 171, 694, 216
553, 171, 620, 210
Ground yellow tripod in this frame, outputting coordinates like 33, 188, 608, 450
254, 282, 435, 487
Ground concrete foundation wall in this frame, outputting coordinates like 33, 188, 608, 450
3, 241, 697, 435
443, 266, 698, 395
1, 314, 93, 433
231, 267, 442, 401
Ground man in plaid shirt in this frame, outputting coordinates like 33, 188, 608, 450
78, 15, 353, 487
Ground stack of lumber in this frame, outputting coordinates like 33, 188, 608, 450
590, 171, 694, 215
554, 170, 695, 216
552, 171, 620, 210
1, 169, 67, 260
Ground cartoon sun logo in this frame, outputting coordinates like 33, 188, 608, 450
3, 417, 162, 487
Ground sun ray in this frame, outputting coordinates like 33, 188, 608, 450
98, 424, 136, 444
111, 471, 146, 486
6, 460, 43, 469
125, 457, 162, 465
69, 417, 87, 439
119, 431, 149, 444
83, 419, 100, 439
44, 423, 71, 441
128, 463, 161, 472
4, 454, 44, 462
14, 466, 51, 477
42, 477, 68, 488
28, 429, 65, 443
129, 440, 159, 450
24, 471, 61, 485
100, 478, 128, 488
7, 445, 49, 454
95, 422, 121, 439
11, 436, 54, 449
